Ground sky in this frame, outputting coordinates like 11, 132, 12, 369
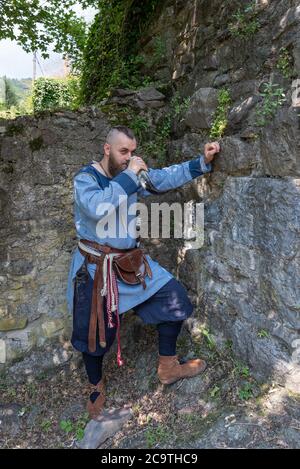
0, 4, 96, 79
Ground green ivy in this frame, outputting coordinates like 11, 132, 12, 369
142, 115, 171, 166
140, 93, 192, 165
32, 76, 80, 112
170, 92, 191, 117
100, 88, 191, 167
80, 0, 163, 104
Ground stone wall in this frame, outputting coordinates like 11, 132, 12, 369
137, 0, 300, 391
0, 109, 110, 375
0, 0, 299, 391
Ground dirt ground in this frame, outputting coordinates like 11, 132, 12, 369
1, 325, 299, 449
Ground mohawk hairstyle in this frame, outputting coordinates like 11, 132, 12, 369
106, 126, 136, 144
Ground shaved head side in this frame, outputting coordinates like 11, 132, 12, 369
106, 126, 136, 145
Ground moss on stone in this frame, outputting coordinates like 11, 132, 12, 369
5, 123, 24, 136
29, 136, 44, 152
0, 317, 28, 332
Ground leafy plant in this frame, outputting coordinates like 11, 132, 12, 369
276, 47, 294, 79
210, 88, 231, 139
75, 414, 89, 440
141, 113, 171, 166
234, 361, 250, 378
26, 382, 38, 398
257, 329, 270, 339
255, 83, 286, 126
17, 407, 28, 417
240, 366, 250, 378
60, 419, 73, 433
238, 383, 253, 400
130, 115, 149, 142
225, 339, 233, 350
5, 387, 17, 399
228, 2, 260, 38
149, 35, 167, 66
170, 92, 191, 118
59, 413, 89, 441
141, 92, 191, 165
32, 76, 80, 112
0, 0, 96, 69
202, 327, 216, 351
210, 385, 221, 398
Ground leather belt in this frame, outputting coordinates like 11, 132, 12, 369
78, 239, 137, 365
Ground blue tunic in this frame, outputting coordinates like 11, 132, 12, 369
66, 155, 212, 315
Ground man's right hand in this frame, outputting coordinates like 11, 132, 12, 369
128, 156, 148, 175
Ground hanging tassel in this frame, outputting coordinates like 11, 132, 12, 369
112, 269, 124, 367
100, 255, 108, 296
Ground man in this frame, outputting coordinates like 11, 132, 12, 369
67, 125, 220, 420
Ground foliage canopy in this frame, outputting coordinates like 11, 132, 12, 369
0, 0, 98, 68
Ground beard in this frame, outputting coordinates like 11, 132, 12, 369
108, 153, 129, 177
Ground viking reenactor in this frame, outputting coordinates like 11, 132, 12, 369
67, 125, 220, 419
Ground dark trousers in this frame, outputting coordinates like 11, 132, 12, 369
83, 320, 184, 385
72, 264, 191, 385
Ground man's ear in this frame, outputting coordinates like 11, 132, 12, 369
103, 142, 111, 156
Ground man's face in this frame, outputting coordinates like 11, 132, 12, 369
105, 133, 137, 177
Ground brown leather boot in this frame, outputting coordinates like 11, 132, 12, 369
158, 355, 207, 385
86, 380, 105, 420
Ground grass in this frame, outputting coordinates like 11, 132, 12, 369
145, 423, 174, 447
174, 410, 222, 444
0, 319, 270, 449
40, 419, 52, 432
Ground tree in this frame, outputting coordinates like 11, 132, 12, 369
4, 77, 19, 107
0, 0, 98, 70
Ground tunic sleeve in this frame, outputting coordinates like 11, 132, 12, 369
74, 169, 139, 220
137, 154, 212, 197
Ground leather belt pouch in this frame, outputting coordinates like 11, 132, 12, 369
113, 248, 150, 286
